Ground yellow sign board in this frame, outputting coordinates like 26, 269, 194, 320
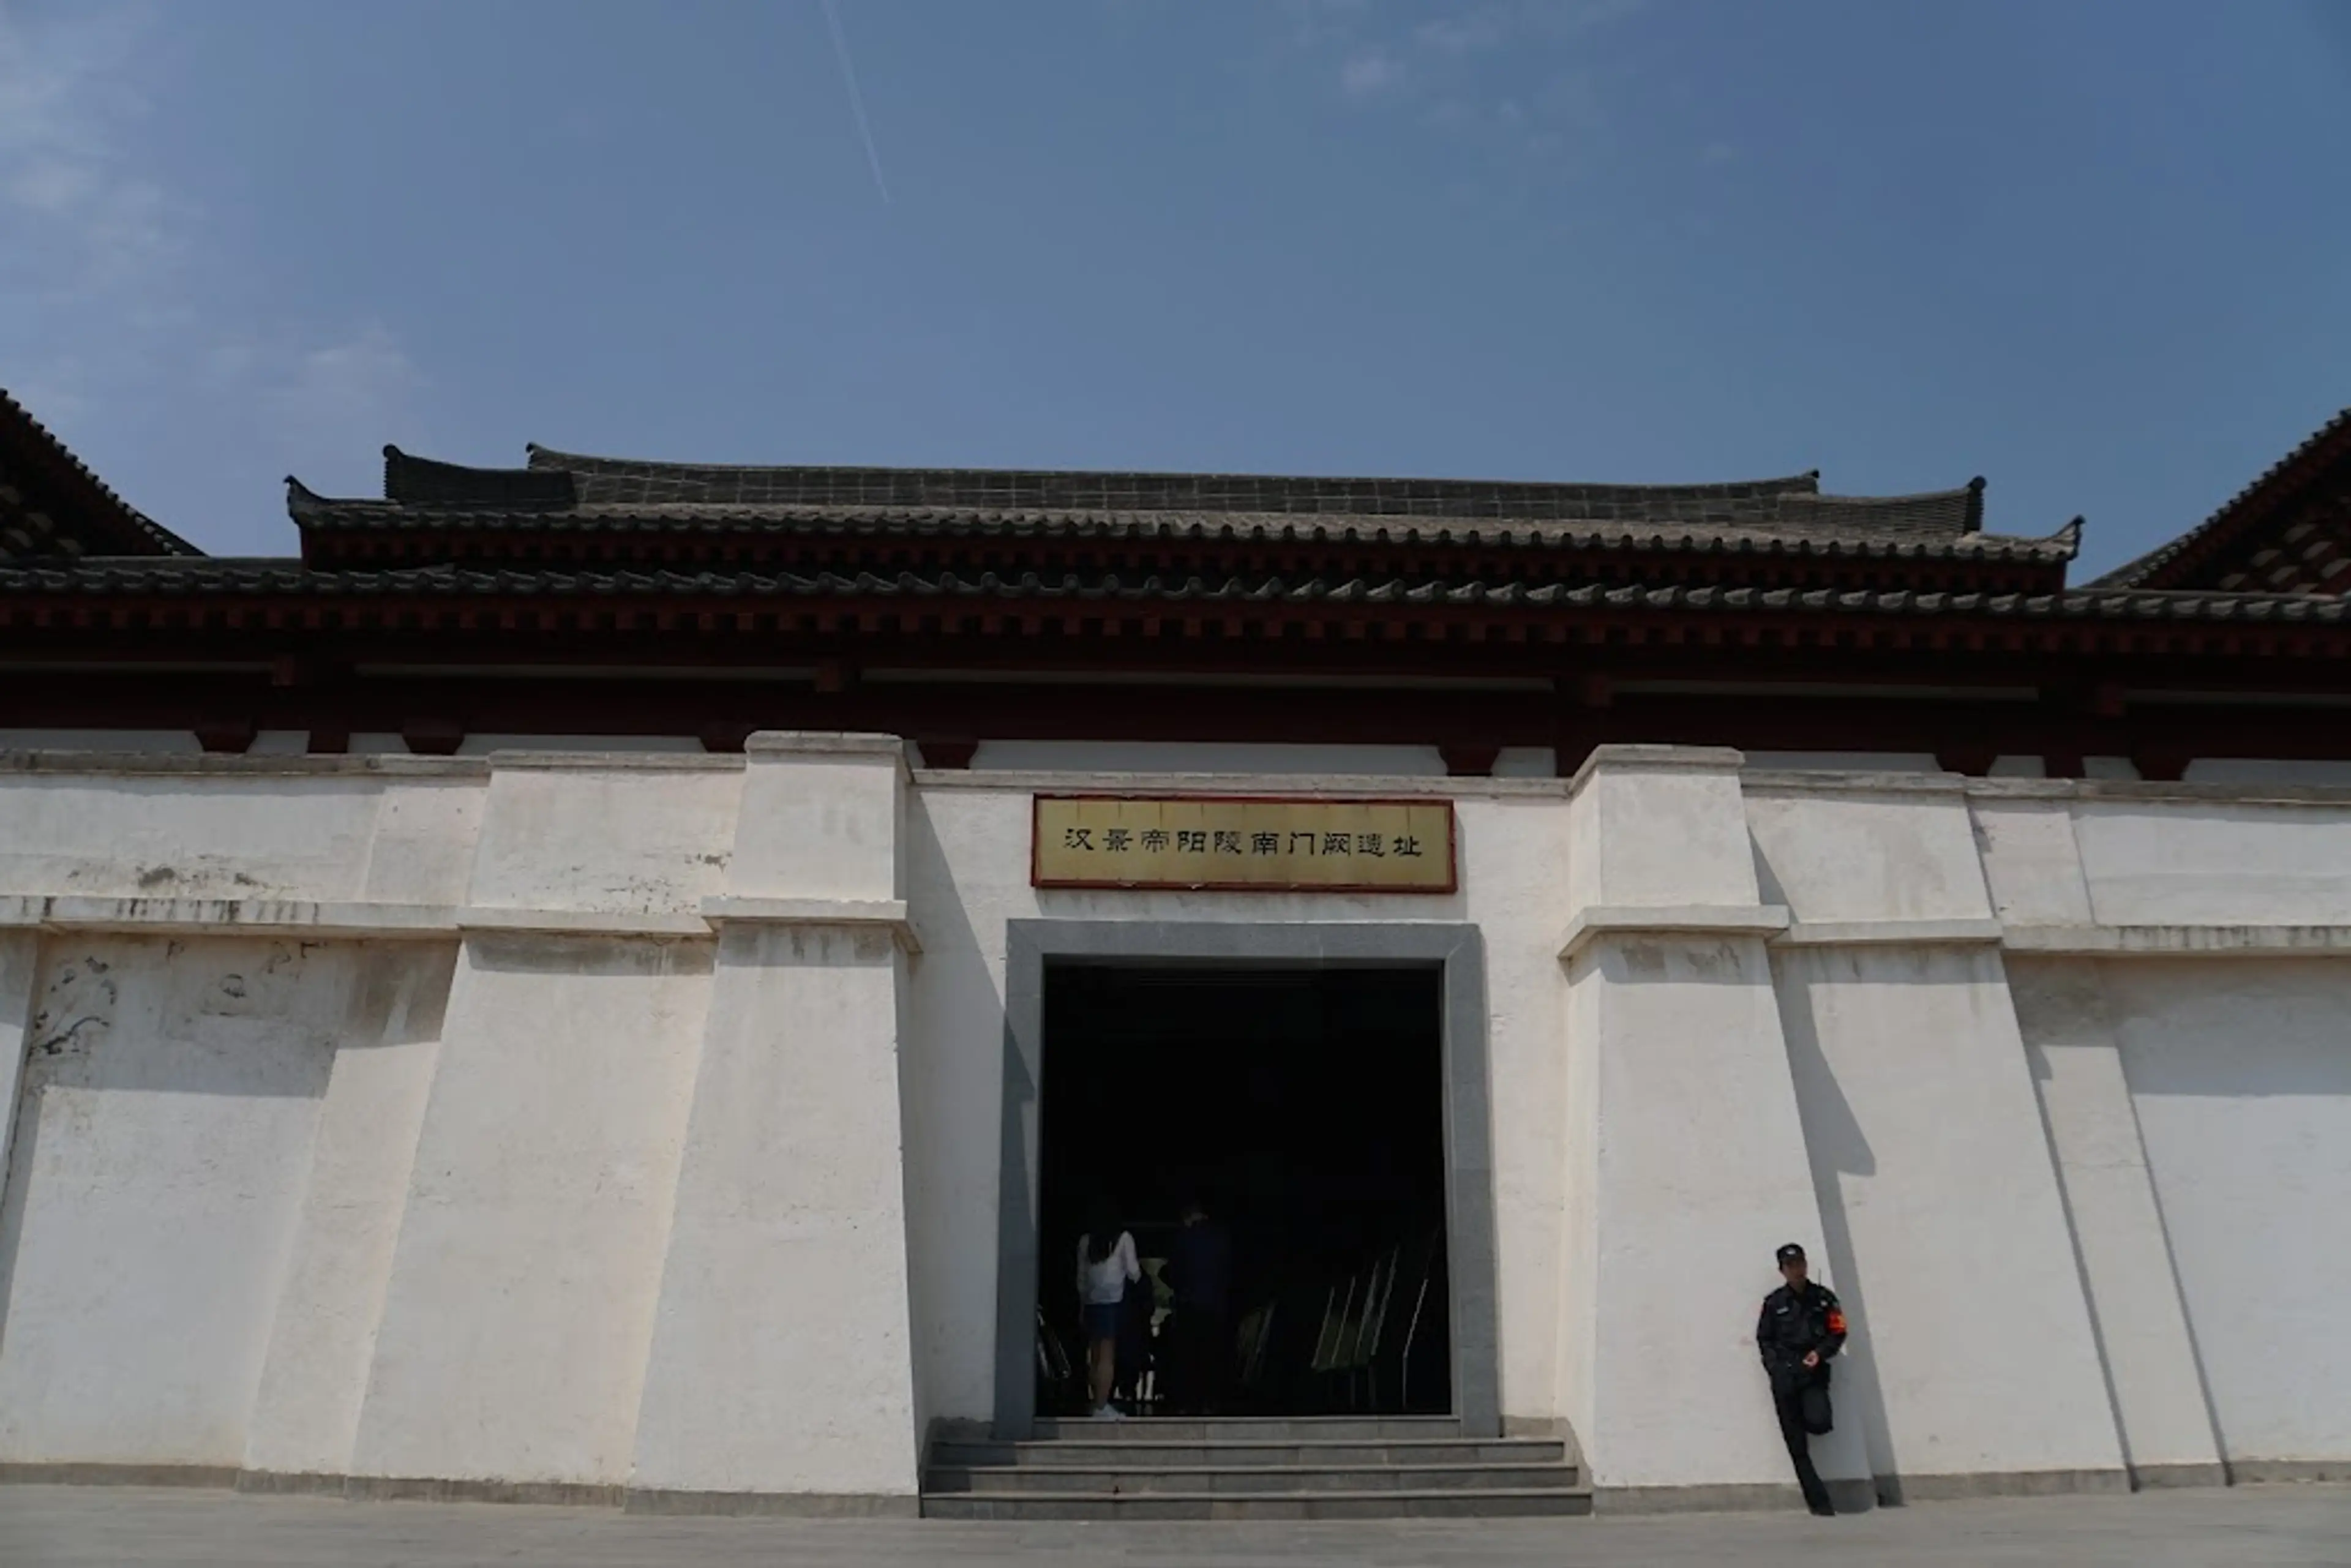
1032, 795, 1456, 893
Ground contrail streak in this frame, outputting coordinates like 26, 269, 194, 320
820, 0, 890, 204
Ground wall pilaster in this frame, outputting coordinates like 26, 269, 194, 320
628, 733, 924, 1508
1558, 747, 1874, 1509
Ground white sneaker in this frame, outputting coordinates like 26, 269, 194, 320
1093, 1404, 1125, 1420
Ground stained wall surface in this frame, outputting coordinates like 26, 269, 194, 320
0, 746, 2345, 1509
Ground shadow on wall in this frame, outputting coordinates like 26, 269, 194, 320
1768, 965, 1900, 1499
2095, 962, 2351, 1468
900, 793, 1016, 1431
0, 938, 456, 1396
2123, 1027, 2351, 1100
460, 933, 714, 981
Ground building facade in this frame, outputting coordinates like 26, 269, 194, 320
1, 400, 2348, 1514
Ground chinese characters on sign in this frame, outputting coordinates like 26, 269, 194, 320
1032, 796, 1456, 891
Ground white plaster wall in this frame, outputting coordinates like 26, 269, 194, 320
1552, 950, 1600, 1452
899, 779, 1575, 1431
1971, 796, 2097, 927
359, 781, 487, 906
2009, 959, 2223, 1477
349, 935, 711, 1487
632, 925, 921, 1498
467, 761, 740, 915
0, 773, 386, 901
1569, 934, 1870, 1492
730, 739, 904, 902
968, 740, 1449, 776
242, 945, 458, 1477
2074, 800, 2351, 926
1745, 786, 1993, 923
0, 936, 356, 1466
1562, 755, 1871, 1494
1772, 945, 2123, 1481
0, 932, 36, 1230
4, 746, 2350, 1502
0, 759, 490, 911
2107, 959, 2351, 1467
1568, 752, 1753, 911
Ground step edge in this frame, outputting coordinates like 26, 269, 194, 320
939, 1438, 1562, 1451
920, 1487, 1597, 1502
926, 1463, 1580, 1477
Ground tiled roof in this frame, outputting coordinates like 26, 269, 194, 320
285, 488, 2080, 565
2090, 406, 2351, 590
1, 389, 198, 559
518, 444, 1828, 522
2, 557, 2330, 624
286, 448, 2074, 563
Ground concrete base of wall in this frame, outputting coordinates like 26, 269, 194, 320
1598, 1465, 2150, 1516
1594, 1477, 1878, 1515
271, 1474, 628, 1507
623, 1487, 921, 1518
0, 1466, 921, 1517
0, 1464, 239, 1490
1876, 1467, 2131, 1504
2131, 1462, 2231, 1490
2229, 1460, 2351, 1485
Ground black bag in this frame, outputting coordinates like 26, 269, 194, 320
1799, 1381, 1834, 1436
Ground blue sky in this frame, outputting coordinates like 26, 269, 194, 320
4, 1, 2345, 571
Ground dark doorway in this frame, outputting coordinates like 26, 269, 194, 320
1036, 963, 1452, 1418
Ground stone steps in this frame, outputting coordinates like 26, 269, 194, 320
1027, 1416, 1466, 1442
921, 1417, 1589, 1521
933, 1438, 1568, 1468
929, 1461, 1583, 1495
921, 1487, 1592, 1521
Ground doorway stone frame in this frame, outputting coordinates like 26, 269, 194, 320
992, 919, 1502, 1439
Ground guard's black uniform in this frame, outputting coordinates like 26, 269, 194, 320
1756, 1279, 1847, 1514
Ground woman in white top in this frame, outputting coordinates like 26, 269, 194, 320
1075, 1199, 1141, 1419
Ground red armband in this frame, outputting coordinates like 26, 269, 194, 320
1825, 1308, 1847, 1336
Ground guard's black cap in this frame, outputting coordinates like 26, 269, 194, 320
1775, 1243, 1807, 1266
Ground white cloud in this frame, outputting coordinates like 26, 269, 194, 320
1412, 14, 1512, 56
0, 2, 432, 546
260, 326, 429, 476
1340, 48, 1404, 97
1274, 0, 1649, 168
0, 4, 182, 304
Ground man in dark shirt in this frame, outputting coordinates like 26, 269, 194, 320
1162, 1199, 1234, 1414
1756, 1242, 1847, 1517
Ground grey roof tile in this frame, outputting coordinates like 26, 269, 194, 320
282, 446, 2077, 564
3, 556, 2342, 625
2, 389, 198, 560
2090, 407, 2351, 590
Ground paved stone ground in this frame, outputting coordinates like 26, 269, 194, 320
2, 1482, 2348, 1566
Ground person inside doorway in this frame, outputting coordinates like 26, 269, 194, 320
1755, 1241, 1847, 1517
1162, 1198, 1234, 1414
1077, 1199, 1142, 1419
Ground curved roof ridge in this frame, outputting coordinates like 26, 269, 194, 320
517, 442, 1824, 518
1, 388, 199, 558
282, 497, 2082, 562
522, 441, 1823, 495
2090, 407, 2351, 590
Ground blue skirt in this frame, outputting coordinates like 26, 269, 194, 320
1081, 1302, 1122, 1343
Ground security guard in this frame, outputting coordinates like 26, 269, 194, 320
1755, 1242, 1847, 1517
